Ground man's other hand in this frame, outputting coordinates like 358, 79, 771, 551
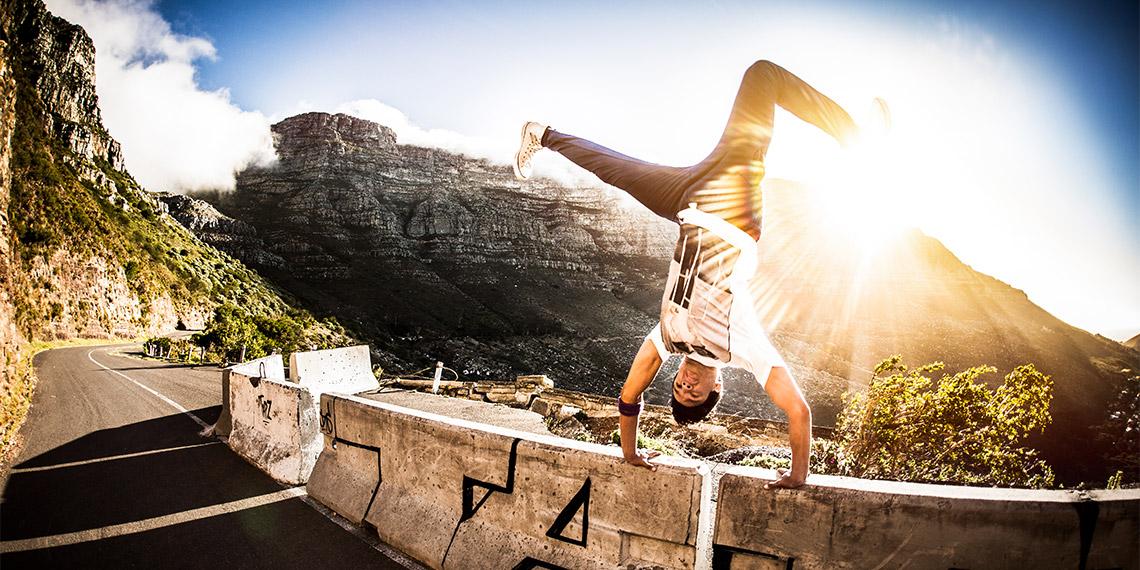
764, 468, 806, 489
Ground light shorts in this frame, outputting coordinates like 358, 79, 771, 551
646, 206, 786, 387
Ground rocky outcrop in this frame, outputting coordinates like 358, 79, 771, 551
1, 0, 179, 344
176, 110, 675, 389
0, 29, 24, 412
0, 0, 337, 463
2, 0, 122, 171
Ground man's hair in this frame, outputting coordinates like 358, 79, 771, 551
670, 389, 721, 425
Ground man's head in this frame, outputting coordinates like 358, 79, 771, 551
670, 356, 723, 425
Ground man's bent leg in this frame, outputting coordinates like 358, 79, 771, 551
716, 60, 858, 157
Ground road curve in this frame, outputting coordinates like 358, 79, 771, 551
0, 344, 410, 569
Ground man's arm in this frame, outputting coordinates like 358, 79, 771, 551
619, 338, 663, 469
763, 366, 812, 488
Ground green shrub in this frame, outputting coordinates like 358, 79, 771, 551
740, 454, 791, 470
609, 429, 683, 456
816, 356, 1055, 488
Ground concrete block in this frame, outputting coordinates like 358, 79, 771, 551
556, 405, 583, 420
225, 348, 376, 485
627, 533, 696, 568
712, 466, 1140, 570
230, 354, 285, 380
484, 392, 518, 404
724, 552, 785, 570
227, 372, 320, 485
513, 390, 535, 406
1087, 488, 1140, 569
307, 435, 381, 525
209, 354, 285, 437
289, 345, 378, 392
307, 393, 709, 570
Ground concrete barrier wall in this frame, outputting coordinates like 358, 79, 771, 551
306, 393, 1139, 569
223, 348, 379, 485
290, 345, 374, 387
307, 393, 711, 570
713, 466, 1140, 570
228, 369, 319, 485
207, 354, 285, 438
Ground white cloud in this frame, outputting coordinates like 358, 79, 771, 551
334, 98, 598, 186
46, 0, 275, 192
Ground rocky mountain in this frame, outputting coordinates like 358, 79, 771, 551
0, 0, 336, 461
178, 111, 676, 384
178, 111, 1137, 483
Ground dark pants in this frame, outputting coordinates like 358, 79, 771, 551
541, 60, 857, 238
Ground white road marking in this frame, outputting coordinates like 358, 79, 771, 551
10, 442, 221, 474
86, 348, 211, 430
78, 346, 419, 568
0, 487, 307, 553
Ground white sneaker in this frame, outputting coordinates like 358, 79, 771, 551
513, 121, 547, 180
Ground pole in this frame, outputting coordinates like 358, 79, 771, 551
432, 361, 444, 394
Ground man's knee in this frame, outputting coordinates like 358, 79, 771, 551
746, 59, 780, 78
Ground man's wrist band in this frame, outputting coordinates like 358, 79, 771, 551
617, 397, 643, 417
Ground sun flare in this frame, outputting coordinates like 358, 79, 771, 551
808, 126, 913, 254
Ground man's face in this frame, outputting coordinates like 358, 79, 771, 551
672, 358, 720, 407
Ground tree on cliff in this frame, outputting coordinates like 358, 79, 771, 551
814, 356, 1056, 488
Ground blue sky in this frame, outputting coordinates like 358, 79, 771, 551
55, 0, 1139, 339
160, 0, 1137, 205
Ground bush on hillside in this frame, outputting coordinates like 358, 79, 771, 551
1097, 374, 1139, 486
814, 355, 1055, 488
193, 304, 336, 362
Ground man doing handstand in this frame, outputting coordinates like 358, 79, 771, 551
514, 60, 874, 489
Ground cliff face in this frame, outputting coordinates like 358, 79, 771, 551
1, 25, 21, 389
183, 111, 1136, 483
0, 0, 327, 461
9, 1, 122, 173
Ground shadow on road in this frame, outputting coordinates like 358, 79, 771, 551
14, 406, 222, 469
1, 408, 402, 569
1, 407, 281, 540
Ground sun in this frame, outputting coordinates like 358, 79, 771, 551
808, 131, 913, 253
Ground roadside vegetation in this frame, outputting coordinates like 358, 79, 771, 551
1096, 373, 1139, 486
145, 304, 349, 364
813, 356, 1056, 488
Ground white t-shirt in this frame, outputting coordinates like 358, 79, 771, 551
645, 207, 785, 387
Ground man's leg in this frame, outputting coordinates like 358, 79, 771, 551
715, 59, 858, 158
541, 128, 691, 221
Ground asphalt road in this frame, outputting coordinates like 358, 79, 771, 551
0, 344, 413, 569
